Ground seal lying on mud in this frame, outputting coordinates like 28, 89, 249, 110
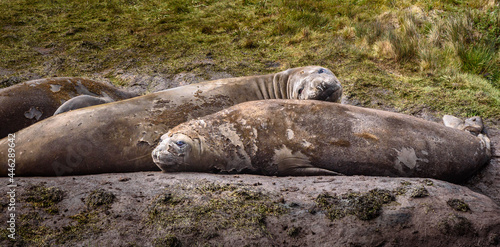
152, 100, 490, 183
0, 77, 137, 138
0, 66, 342, 176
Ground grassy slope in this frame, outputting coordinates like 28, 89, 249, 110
0, 0, 499, 121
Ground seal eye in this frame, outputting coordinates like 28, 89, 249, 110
175, 141, 186, 148
298, 88, 304, 96
318, 68, 325, 74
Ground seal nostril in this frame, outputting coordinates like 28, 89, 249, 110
152, 150, 163, 160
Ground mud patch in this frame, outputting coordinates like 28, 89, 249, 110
146, 182, 286, 245
438, 215, 475, 236
85, 189, 115, 209
24, 184, 64, 214
315, 189, 395, 221
447, 198, 470, 212
409, 186, 429, 198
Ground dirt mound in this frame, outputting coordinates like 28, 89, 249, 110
2, 173, 499, 246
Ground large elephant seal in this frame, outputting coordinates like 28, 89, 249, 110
152, 100, 490, 183
0, 77, 137, 138
0, 66, 342, 176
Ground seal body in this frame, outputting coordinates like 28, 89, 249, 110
153, 100, 490, 183
0, 77, 137, 138
0, 66, 342, 176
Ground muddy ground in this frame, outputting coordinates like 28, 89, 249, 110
1, 172, 500, 247
466, 127, 500, 206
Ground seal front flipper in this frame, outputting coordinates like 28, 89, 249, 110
277, 158, 343, 176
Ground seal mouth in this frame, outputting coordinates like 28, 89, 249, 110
152, 148, 175, 168
315, 87, 336, 101
313, 84, 342, 102
152, 147, 188, 172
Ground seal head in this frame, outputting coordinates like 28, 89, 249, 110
152, 132, 206, 173
287, 66, 342, 102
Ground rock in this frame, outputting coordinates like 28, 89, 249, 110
1, 173, 499, 246
466, 127, 500, 205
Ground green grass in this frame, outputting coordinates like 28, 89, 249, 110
0, 0, 499, 120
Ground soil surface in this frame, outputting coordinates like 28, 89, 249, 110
1, 170, 500, 246
465, 127, 500, 205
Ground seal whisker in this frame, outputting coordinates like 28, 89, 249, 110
126, 153, 153, 162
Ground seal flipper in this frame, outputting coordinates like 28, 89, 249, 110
277, 157, 343, 176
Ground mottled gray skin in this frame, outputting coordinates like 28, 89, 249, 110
153, 100, 491, 183
0, 66, 342, 176
54, 95, 114, 115
0, 77, 137, 138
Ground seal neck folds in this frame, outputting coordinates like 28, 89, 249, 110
254, 66, 342, 102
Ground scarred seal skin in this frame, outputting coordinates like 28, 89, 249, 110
152, 100, 490, 183
0, 66, 342, 176
0, 77, 137, 138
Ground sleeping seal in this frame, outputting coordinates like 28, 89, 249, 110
0, 77, 137, 138
152, 100, 490, 183
0, 66, 342, 176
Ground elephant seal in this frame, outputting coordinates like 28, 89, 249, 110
442, 115, 484, 135
0, 66, 342, 176
152, 100, 490, 183
0, 77, 137, 138
53, 95, 114, 115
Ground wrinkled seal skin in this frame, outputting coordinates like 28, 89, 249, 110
0, 66, 342, 176
0, 77, 137, 138
153, 100, 491, 183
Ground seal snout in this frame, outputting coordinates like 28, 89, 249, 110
151, 148, 168, 165
312, 80, 343, 102
317, 82, 336, 97
152, 142, 185, 172
152, 133, 197, 172
151, 142, 173, 167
